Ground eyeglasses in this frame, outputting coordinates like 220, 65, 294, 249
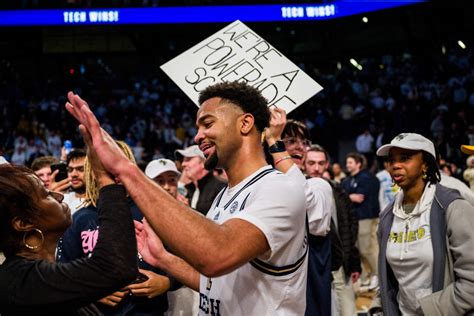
67, 166, 84, 173
283, 137, 312, 148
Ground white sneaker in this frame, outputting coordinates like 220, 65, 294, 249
368, 275, 379, 290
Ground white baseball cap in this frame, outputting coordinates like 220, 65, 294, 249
0, 156, 9, 165
376, 133, 436, 159
145, 159, 181, 179
175, 145, 205, 159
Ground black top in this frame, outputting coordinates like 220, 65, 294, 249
341, 170, 380, 219
57, 199, 180, 315
185, 172, 226, 216
0, 184, 138, 316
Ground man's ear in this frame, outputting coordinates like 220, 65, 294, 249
11, 216, 36, 232
240, 113, 255, 135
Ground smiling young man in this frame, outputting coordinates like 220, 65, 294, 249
264, 113, 334, 316
62, 149, 86, 215
65, 82, 308, 315
304, 145, 361, 316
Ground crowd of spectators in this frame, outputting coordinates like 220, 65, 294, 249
1, 45, 473, 180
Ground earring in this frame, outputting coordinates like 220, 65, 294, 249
23, 228, 44, 250
422, 169, 428, 180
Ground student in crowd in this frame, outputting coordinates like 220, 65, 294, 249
0, 134, 137, 315
175, 145, 226, 215
305, 144, 362, 316
64, 149, 88, 214
342, 152, 380, 289
30, 156, 58, 189
374, 133, 474, 315
58, 141, 176, 315
31, 155, 71, 193
263, 109, 334, 316
145, 158, 198, 316
436, 152, 474, 206
66, 82, 308, 315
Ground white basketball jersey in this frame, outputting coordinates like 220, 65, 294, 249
199, 166, 308, 315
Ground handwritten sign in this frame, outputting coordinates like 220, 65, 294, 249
161, 20, 323, 113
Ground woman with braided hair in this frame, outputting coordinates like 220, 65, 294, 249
57, 141, 178, 316
373, 133, 474, 315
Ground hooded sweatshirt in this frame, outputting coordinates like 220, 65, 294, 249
386, 184, 436, 315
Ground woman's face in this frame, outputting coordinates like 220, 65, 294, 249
31, 177, 72, 233
387, 148, 427, 191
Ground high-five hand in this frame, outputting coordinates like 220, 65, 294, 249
65, 91, 131, 177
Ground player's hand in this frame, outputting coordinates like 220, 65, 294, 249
135, 219, 169, 268
66, 91, 132, 179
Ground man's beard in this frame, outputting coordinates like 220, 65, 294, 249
204, 152, 219, 171
73, 184, 86, 194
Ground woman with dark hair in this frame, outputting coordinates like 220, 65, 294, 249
0, 138, 137, 315
374, 133, 474, 315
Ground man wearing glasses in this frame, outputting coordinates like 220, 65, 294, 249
63, 149, 87, 215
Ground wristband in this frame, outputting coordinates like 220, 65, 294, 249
268, 140, 286, 154
274, 155, 292, 166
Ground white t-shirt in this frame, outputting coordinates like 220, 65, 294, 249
287, 165, 333, 236
63, 192, 85, 215
199, 166, 308, 315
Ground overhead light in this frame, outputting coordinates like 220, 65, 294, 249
337, 62, 342, 70
379, 64, 384, 69
362, 17, 368, 23
441, 45, 446, 54
350, 58, 362, 71
458, 40, 466, 49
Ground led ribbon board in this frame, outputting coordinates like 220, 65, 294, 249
0, 1, 426, 26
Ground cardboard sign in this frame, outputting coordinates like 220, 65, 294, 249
161, 20, 323, 113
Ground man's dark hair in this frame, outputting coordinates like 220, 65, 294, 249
67, 149, 86, 165
307, 144, 330, 163
346, 152, 366, 169
198, 81, 270, 133
31, 156, 59, 171
422, 151, 441, 184
282, 120, 311, 140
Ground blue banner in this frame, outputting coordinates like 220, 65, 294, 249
0, 1, 426, 27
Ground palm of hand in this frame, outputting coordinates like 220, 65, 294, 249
137, 222, 167, 268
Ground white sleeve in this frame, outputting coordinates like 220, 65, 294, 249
232, 174, 306, 260
286, 165, 333, 236
306, 178, 335, 236
441, 174, 474, 207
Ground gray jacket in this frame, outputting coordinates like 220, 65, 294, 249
378, 184, 474, 315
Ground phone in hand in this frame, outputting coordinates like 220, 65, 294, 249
50, 163, 69, 182
131, 272, 149, 284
